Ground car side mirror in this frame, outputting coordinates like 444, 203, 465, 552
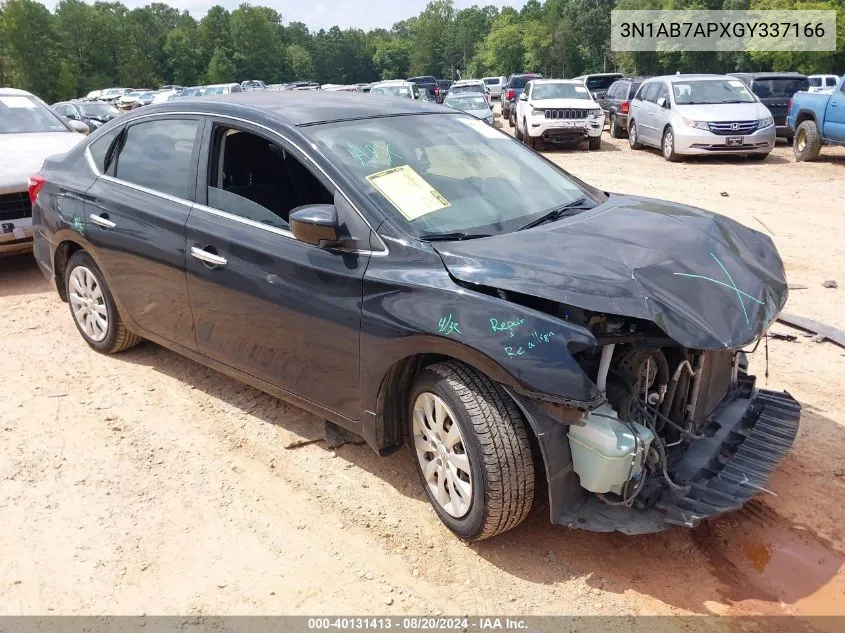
490, 103, 494, 109
657, 97, 668, 108
65, 111, 79, 120
67, 119, 90, 135
290, 204, 340, 247
518, 93, 528, 101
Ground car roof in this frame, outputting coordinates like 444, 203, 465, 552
577, 73, 624, 78
731, 71, 808, 79
531, 79, 581, 85
651, 74, 735, 83
144, 90, 444, 126
0, 87, 33, 96
374, 80, 412, 85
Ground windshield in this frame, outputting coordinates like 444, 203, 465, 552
445, 95, 489, 111
532, 83, 591, 100
0, 95, 69, 134
752, 77, 809, 98
79, 103, 118, 117
584, 76, 620, 90
673, 79, 757, 104
450, 84, 483, 94
204, 86, 226, 95
102, 89, 123, 97
371, 85, 411, 98
483, 78, 499, 85
307, 114, 588, 237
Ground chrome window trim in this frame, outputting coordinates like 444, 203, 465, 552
84, 110, 388, 255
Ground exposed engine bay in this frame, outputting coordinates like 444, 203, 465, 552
562, 313, 801, 533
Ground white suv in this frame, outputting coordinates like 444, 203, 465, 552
514, 79, 604, 149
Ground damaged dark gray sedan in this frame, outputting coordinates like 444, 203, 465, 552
31, 92, 800, 540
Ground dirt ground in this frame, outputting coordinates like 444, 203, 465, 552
1, 108, 844, 626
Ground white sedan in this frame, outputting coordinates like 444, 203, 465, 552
514, 79, 605, 150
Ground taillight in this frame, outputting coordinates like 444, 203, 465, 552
434, 87, 439, 95
788, 98, 792, 111
506, 89, 515, 100
28, 173, 45, 205
620, 100, 630, 114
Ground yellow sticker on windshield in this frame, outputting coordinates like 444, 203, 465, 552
366, 164, 450, 220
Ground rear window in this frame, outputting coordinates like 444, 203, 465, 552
753, 78, 809, 98
809, 77, 821, 87
510, 76, 539, 90
408, 76, 436, 84
585, 76, 621, 91
628, 82, 642, 98
483, 78, 499, 85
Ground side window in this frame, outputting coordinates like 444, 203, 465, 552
828, 77, 838, 88
87, 125, 123, 174
633, 82, 648, 101
232, 84, 242, 93
206, 126, 334, 231
655, 83, 670, 104
113, 119, 198, 199
644, 83, 660, 103
809, 77, 821, 87
54, 104, 70, 116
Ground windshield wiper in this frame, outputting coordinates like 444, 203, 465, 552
418, 232, 492, 242
516, 197, 594, 231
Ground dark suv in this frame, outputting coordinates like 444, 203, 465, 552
502, 73, 542, 123
407, 76, 441, 102
599, 77, 647, 139
729, 72, 810, 143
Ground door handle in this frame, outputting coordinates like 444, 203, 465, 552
89, 213, 116, 229
191, 246, 227, 267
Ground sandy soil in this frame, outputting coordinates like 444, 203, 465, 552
1, 113, 844, 625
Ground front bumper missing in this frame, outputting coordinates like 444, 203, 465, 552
553, 386, 800, 534
659, 387, 801, 528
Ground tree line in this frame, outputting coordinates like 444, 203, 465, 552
1, 0, 842, 104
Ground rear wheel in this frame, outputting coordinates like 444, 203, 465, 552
409, 362, 535, 541
793, 121, 822, 162
628, 121, 643, 149
610, 115, 626, 139
65, 251, 142, 354
514, 115, 523, 140
506, 108, 514, 128
662, 127, 680, 162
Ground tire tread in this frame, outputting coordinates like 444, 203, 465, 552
426, 361, 535, 540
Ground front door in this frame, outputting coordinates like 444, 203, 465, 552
823, 80, 845, 140
82, 115, 200, 350
184, 119, 369, 420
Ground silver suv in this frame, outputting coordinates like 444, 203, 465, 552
627, 74, 775, 161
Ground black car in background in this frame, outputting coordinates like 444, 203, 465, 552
729, 72, 810, 142
599, 77, 647, 139
407, 75, 441, 102
502, 73, 542, 122
52, 101, 119, 132
30, 92, 799, 542
437, 79, 453, 96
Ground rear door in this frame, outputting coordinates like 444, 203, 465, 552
184, 117, 371, 420
823, 79, 845, 140
83, 114, 200, 350
638, 82, 660, 144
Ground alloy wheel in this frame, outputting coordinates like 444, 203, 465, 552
68, 266, 109, 342
797, 129, 807, 151
412, 392, 473, 518
663, 130, 674, 159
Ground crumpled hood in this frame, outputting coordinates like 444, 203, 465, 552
432, 194, 787, 349
0, 132, 83, 193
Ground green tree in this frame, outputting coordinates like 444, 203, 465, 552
230, 3, 283, 81
165, 22, 202, 85
373, 37, 412, 79
205, 46, 235, 83
286, 43, 314, 80
1, 0, 61, 101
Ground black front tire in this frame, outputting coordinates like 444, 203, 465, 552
506, 109, 513, 128
588, 136, 602, 150
628, 121, 643, 149
408, 362, 535, 541
65, 250, 142, 354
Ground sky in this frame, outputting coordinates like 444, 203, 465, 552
47, 1, 529, 31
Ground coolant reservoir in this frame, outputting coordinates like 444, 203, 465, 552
567, 403, 654, 495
